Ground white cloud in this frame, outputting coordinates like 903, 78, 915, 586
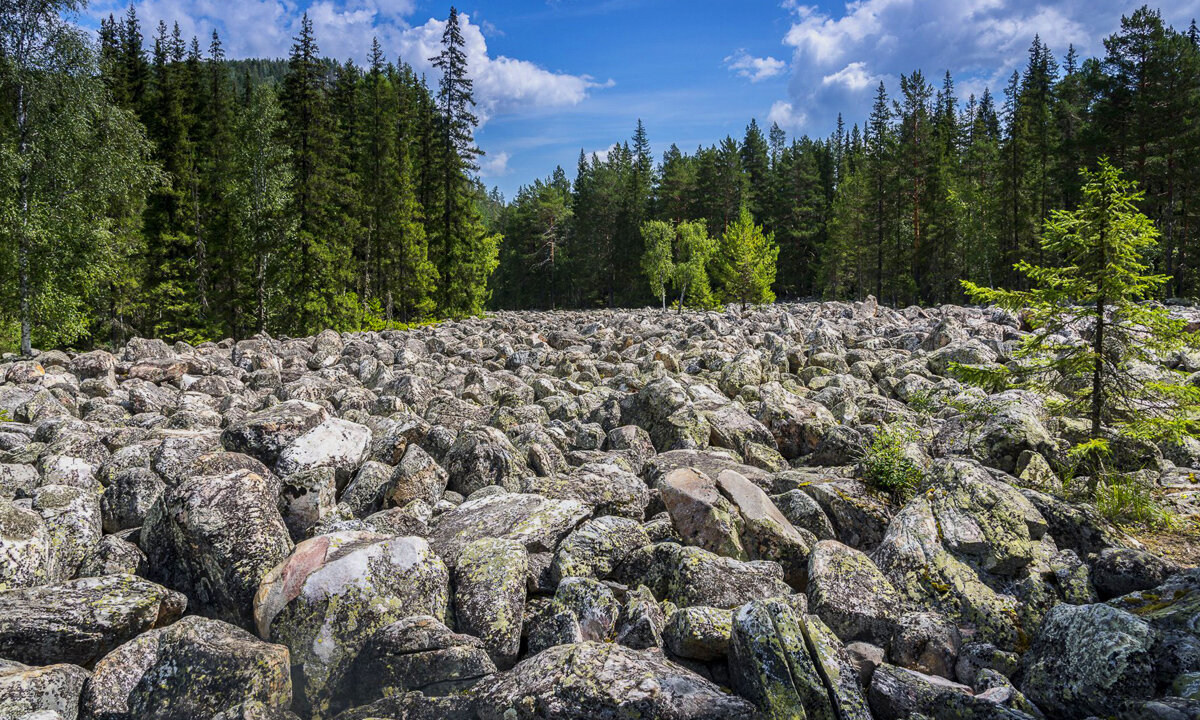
767, 100, 807, 131
86, 2, 608, 126
821, 61, 878, 91
590, 143, 618, 163
480, 151, 511, 177
724, 49, 787, 83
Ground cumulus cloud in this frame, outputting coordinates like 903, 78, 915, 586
724, 49, 787, 83
767, 100, 807, 131
480, 151, 511, 178
86, 1, 608, 126
769, 0, 1200, 134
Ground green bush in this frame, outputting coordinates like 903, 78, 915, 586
860, 424, 925, 498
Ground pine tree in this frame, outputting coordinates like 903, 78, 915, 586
715, 206, 778, 309
961, 160, 1200, 446
278, 13, 357, 334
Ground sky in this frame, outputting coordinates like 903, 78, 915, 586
81, 0, 1200, 199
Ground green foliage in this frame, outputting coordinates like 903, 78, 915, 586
714, 206, 778, 309
640, 220, 674, 310
860, 424, 925, 498
961, 160, 1200, 444
1094, 476, 1178, 529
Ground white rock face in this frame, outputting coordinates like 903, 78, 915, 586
275, 417, 372, 484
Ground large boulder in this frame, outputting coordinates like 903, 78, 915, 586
332, 615, 495, 713
142, 468, 292, 627
0, 574, 185, 667
443, 425, 528, 496
613, 542, 792, 609
474, 641, 757, 720
551, 515, 651, 584
453, 537, 527, 668
275, 417, 371, 486
221, 400, 329, 465
807, 539, 903, 647
1019, 602, 1156, 719
426, 493, 590, 568
81, 615, 292, 720
0, 498, 50, 588
253, 532, 450, 719
0, 660, 89, 720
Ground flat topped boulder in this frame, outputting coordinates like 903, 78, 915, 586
474, 641, 757, 720
426, 492, 591, 568
0, 573, 185, 667
221, 400, 329, 465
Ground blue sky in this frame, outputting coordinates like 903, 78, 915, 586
83, 0, 1200, 199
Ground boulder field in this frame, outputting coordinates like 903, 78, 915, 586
0, 299, 1197, 720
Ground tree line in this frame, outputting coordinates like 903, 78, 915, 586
492, 7, 1200, 311
1, 2, 497, 353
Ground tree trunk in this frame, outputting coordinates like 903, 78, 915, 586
256, 252, 267, 333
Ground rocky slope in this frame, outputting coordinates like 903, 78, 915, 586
0, 300, 1197, 720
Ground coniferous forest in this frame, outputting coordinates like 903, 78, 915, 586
2, 3, 1200, 350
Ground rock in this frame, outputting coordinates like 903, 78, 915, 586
890, 611, 961, 679
1092, 547, 1178, 600
79, 534, 147, 578
615, 584, 665, 650
253, 532, 450, 719
0, 574, 185, 667
664, 606, 732, 661
955, 642, 1019, 688
803, 613, 874, 720
426, 492, 590, 568
81, 615, 292, 720
474, 641, 757, 720
453, 537, 527, 668
142, 468, 292, 627
0, 661, 89, 720
807, 539, 902, 646
551, 515, 651, 584
275, 417, 371, 486
386, 444, 448, 508
613, 542, 792, 609
332, 615, 495, 712
0, 498, 50, 588
799, 477, 893, 551
99, 468, 163, 533
1106, 569, 1200, 692
751, 382, 837, 459
727, 596, 839, 720
658, 467, 811, 587
845, 641, 886, 688
338, 460, 393, 517
444, 425, 528, 496
553, 577, 620, 643
221, 400, 329, 465
279, 466, 338, 540
866, 664, 986, 720
33, 484, 101, 582
1019, 602, 1156, 719
772, 489, 837, 540
525, 461, 650, 519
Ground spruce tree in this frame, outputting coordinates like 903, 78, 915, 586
715, 206, 778, 309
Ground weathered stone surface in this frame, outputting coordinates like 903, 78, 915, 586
1019, 603, 1156, 719
426, 492, 590, 568
142, 468, 292, 627
221, 400, 329, 465
664, 606, 732, 661
0, 660, 89, 720
275, 417, 371, 486
1092, 547, 1178, 600
332, 615, 495, 712
474, 641, 757, 720
81, 615, 292, 720
613, 542, 792, 609
453, 537, 527, 667
0, 498, 50, 588
807, 539, 903, 646
0, 574, 184, 667
253, 532, 449, 719
551, 515, 651, 584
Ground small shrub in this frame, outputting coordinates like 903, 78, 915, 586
906, 390, 938, 416
860, 424, 925, 498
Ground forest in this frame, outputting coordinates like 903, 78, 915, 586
2, 3, 1199, 350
